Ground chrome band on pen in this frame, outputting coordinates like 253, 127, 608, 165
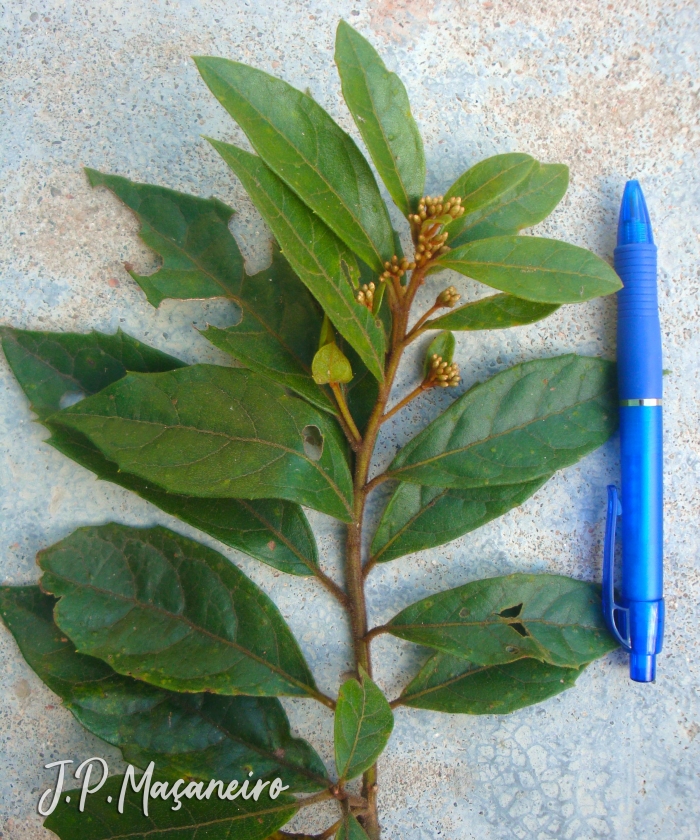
619, 398, 663, 407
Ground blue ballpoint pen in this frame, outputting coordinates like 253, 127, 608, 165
602, 180, 664, 683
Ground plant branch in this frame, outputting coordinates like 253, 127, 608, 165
381, 382, 428, 424
405, 303, 440, 342
364, 624, 390, 643
331, 384, 363, 451
313, 567, 349, 608
296, 789, 336, 810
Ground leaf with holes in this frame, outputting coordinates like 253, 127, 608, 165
195, 56, 394, 272
0, 586, 328, 790
52, 364, 354, 522
388, 354, 617, 489
39, 524, 322, 698
399, 653, 585, 714
210, 142, 386, 382
43, 773, 297, 840
427, 294, 559, 332
370, 478, 548, 564
335, 20, 425, 215
386, 573, 617, 668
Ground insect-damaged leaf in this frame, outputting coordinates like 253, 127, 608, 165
39, 524, 321, 698
0, 327, 320, 576
427, 294, 559, 332
334, 669, 393, 781
53, 364, 354, 523
43, 773, 297, 840
386, 573, 617, 669
210, 141, 387, 383
370, 478, 549, 564
194, 56, 395, 272
85, 170, 335, 413
335, 20, 425, 216
437, 236, 621, 304
399, 653, 585, 715
0, 587, 328, 791
388, 355, 617, 489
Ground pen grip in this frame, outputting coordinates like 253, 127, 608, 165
614, 242, 662, 399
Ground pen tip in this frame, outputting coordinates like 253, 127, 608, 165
617, 179, 654, 246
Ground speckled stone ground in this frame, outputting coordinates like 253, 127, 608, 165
1, 1, 699, 837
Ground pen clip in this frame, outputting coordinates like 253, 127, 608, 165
602, 485, 631, 651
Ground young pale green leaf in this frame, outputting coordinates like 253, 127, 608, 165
388, 354, 617, 489
427, 294, 559, 332
0, 587, 328, 791
334, 669, 394, 781
39, 524, 321, 698
194, 56, 394, 272
448, 162, 569, 246
211, 141, 386, 383
400, 653, 585, 714
337, 812, 371, 840
370, 478, 549, 564
86, 171, 335, 413
44, 773, 297, 840
437, 236, 621, 304
423, 330, 455, 377
387, 573, 617, 668
312, 343, 353, 385
53, 364, 354, 522
0, 327, 319, 576
334, 20, 425, 215
444, 153, 536, 236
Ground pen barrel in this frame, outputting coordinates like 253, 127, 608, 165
614, 243, 662, 400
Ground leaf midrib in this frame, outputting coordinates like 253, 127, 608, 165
339, 683, 368, 779
449, 158, 534, 211
371, 488, 451, 562
390, 616, 602, 632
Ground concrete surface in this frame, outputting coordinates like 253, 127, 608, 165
1, 1, 699, 837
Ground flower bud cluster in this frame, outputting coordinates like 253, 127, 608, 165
409, 195, 465, 231
380, 255, 416, 284
436, 285, 461, 308
425, 354, 461, 388
356, 282, 375, 309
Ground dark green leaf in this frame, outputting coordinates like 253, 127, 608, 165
388, 354, 617, 489
343, 340, 380, 435
423, 330, 455, 377
210, 142, 386, 383
312, 343, 353, 385
194, 57, 394, 272
39, 524, 321, 698
334, 20, 425, 215
0, 587, 328, 790
427, 294, 559, 332
44, 773, 297, 840
400, 653, 585, 714
0, 327, 319, 576
0, 326, 184, 420
337, 812, 371, 840
53, 365, 354, 522
334, 669, 393, 781
448, 162, 569, 246
437, 236, 621, 304
387, 573, 617, 668
370, 478, 548, 564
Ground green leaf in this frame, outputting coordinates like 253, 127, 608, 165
210, 142, 386, 383
0, 587, 329, 791
334, 669, 393, 781
437, 236, 621, 304
387, 573, 617, 668
334, 20, 425, 216
388, 354, 617, 489
448, 162, 569, 246
53, 364, 354, 523
39, 524, 321, 698
399, 653, 585, 714
428, 294, 559, 332
86, 171, 336, 414
44, 773, 297, 840
312, 343, 353, 385
194, 56, 394, 272
423, 330, 455, 377
370, 478, 548, 564
337, 812, 371, 840
0, 327, 320, 576
0, 326, 185, 420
